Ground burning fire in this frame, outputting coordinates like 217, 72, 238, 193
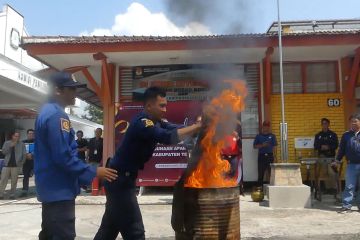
185, 80, 247, 188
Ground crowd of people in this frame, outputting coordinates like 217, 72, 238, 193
0, 126, 106, 198
254, 116, 360, 214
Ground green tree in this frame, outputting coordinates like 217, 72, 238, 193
82, 105, 103, 125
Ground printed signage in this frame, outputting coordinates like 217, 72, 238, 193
17, 71, 48, 93
294, 137, 315, 149
327, 98, 340, 107
115, 101, 203, 187
0, 66, 47, 93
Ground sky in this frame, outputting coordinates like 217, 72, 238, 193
1, 0, 360, 36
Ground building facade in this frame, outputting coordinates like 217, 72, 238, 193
0, 5, 102, 148
22, 19, 360, 182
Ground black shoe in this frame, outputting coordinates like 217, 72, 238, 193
337, 207, 351, 214
9, 196, 16, 200
240, 186, 245, 196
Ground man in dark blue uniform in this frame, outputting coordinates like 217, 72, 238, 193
334, 114, 360, 213
314, 118, 338, 158
314, 118, 339, 193
94, 87, 202, 240
253, 121, 277, 187
35, 72, 118, 240
21, 128, 35, 197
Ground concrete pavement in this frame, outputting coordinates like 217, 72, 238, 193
0, 186, 359, 239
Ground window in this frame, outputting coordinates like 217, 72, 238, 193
272, 62, 337, 94
272, 64, 302, 93
306, 63, 336, 93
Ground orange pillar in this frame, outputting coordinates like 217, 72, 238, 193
101, 63, 116, 164
341, 48, 360, 129
89, 53, 116, 195
347, 47, 360, 97
263, 47, 274, 122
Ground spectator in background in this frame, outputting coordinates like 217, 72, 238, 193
88, 128, 103, 167
253, 121, 277, 188
0, 131, 26, 199
334, 114, 360, 213
21, 129, 35, 197
314, 118, 339, 194
76, 130, 88, 163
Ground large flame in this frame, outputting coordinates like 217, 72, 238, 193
185, 80, 247, 188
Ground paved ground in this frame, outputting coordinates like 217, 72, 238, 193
0, 179, 359, 239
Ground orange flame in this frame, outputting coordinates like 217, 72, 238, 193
185, 80, 247, 188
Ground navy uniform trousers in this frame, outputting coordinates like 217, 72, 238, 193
94, 172, 145, 240
39, 200, 76, 240
258, 153, 274, 187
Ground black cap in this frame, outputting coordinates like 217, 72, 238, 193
50, 71, 86, 88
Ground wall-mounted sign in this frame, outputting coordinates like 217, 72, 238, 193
0, 62, 48, 93
294, 137, 314, 149
327, 98, 340, 107
17, 71, 48, 93
10, 28, 20, 50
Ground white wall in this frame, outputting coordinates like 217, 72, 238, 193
70, 121, 97, 139
69, 116, 103, 139
242, 138, 258, 181
14, 119, 35, 140
0, 5, 45, 71
0, 9, 6, 55
2, 5, 23, 63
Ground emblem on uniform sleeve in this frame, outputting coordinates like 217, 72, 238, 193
141, 118, 154, 128
61, 118, 70, 132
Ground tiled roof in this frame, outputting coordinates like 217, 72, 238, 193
21, 29, 360, 45
21, 34, 266, 45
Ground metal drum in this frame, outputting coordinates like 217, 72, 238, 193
175, 186, 240, 240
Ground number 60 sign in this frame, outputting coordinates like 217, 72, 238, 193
327, 98, 340, 107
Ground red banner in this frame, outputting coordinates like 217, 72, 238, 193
115, 101, 203, 186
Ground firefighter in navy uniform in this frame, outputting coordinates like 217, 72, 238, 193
253, 121, 277, 188
94, 87, 201, 240
35, 72, 118, 240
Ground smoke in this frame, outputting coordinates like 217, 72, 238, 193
164, 0, 254, 34
165, 0, 256, 141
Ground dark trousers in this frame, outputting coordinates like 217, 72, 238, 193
94, 174, 145, 240
22, 160, 33, 191
39, 200, 76, 240
258, 153, 274, 187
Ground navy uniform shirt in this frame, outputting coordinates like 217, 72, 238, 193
88, 137, 103, 163
253, 133, 277, 154
336, 130, 360, 164
34, 100, 96, 203
314, 130, 338, 157
110, 111, 180, 173
76, 138, 88, 161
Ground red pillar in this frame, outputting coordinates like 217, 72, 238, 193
263, 47, 274, 122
